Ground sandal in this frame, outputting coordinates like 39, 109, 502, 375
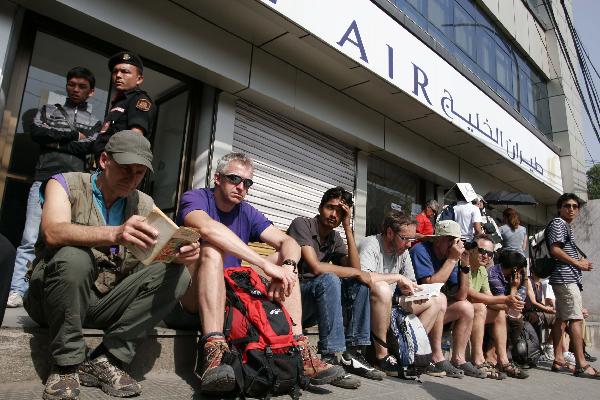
475, 362, 506, 380
497, 362, 529, 379
574, 364, 600, 379
551, 360, 575, 373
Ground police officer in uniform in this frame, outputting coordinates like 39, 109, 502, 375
93, 51, 155, 158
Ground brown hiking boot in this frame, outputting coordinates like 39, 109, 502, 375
43, 365, 80, 400
194, 335, 236, 393
297, 335, 344, 385
78, 354, 142, 397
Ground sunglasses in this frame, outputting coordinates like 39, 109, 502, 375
223, 173, 253, 188
476, 247, 494, 257
562, 203, 579, 210
395, 233, 417, 243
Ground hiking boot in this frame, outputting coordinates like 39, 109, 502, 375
195, 335, 236, 393
78, 354, 142, 397
454, 361, 487, 379
43, 365, 80, 400
297, 336, 344, 385
6, 291, 23, 308
340, 349, 386, 380
375, 354, 399, 376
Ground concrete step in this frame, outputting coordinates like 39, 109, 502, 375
0, 308, 320, 384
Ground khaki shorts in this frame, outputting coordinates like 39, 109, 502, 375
552, 283, 583, 321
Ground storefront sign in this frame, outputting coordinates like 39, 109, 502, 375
259, 0, 563, 193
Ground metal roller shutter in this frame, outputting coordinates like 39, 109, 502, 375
233, 101, 356, 233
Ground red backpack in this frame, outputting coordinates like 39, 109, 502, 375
223, 266, 309, 399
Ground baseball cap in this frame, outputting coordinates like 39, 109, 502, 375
428, 220, 461, 239
105, 130, 153, 172
108, 51, 144, 73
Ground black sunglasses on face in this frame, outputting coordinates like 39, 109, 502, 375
223, 173, 253, 188
562, 203, 579, 209
476, 247, 494, 257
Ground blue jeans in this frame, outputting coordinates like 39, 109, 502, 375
300, 273, 371, 355
11, 181, 42, 295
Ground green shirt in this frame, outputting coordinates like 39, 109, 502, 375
469, 266, 490, 294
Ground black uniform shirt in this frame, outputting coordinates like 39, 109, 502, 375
93, 88, 155, 157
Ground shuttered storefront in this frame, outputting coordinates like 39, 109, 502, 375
233, 101, 356, 232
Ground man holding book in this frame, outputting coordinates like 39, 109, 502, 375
24, 130, 195, 400
358, 211, 441, 375
176, 152, 342, 394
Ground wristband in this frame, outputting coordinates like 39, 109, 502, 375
460, 266, 471, 274
282, 259, 297, 274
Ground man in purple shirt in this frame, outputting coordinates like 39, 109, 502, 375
176, 152, 342, 394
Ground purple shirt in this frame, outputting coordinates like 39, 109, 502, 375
177, 188, 272, 267
487, 263, 525, 296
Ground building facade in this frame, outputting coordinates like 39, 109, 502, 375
0, 0, 588, 245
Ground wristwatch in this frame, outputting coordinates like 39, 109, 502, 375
282, 259, 298, 274
460, 266, 471, 274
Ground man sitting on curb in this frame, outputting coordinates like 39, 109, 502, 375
359, 211, 443, 375
410, 220, 482, 378
25, 131, 195, 400
287, 187, 385, 389
465, 235, 527, 379
175, 152, 343, 394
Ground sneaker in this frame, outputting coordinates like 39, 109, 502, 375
375, 354, 399, 376
297, 336, 344, 385
43, 365, 79, 400
78, 354, 141, 397
6, 291, 23, 308
454, 361, 487, 379
330, 373, 361, 389
543, 344, 554, 360
194, 335, 236, 393
427, 360, 463, 378
584, 350, 598, 363
497, 362, 529, 379
340, 350, 386, 380
563, 351, 576, 365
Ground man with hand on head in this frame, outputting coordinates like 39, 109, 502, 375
25, 130, 194, 400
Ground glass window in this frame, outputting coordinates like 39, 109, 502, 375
454, 3, 476, 60
383, 0, 551, 134
366, 156, 420, 236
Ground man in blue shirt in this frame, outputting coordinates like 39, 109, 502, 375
411, 220, 482, 378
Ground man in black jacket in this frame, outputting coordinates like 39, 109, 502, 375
92, 51, 155, 158
6, 67, 100, 309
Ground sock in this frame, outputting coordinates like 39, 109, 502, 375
89, 343, 108, 361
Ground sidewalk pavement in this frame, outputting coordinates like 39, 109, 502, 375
0, 357, 598, 400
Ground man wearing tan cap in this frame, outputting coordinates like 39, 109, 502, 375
410, 220, 483, 379
25, 131, 195, 400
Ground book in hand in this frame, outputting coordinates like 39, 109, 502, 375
401, 283, 444, 302
126, 207, 201, 265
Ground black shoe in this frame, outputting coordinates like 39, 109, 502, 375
340, 350, 386, 380
585, 351, 597, 363
375, 354, 399, 376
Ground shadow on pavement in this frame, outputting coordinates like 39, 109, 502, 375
422, 381, 487, 400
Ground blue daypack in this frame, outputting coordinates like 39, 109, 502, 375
438, 202, 456, 222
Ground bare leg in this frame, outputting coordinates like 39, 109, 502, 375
429, 294, 448, 363
470, 303, 487, 365
569, 320, 589, 369
489, 309, 509, 365
407, 294, 446, 333
444, 300, 474, 365
180, 243, 225, 335
369, 282, 393, 359
552, 318, 567, 364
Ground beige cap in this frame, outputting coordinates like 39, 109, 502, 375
429, 220, 461, 239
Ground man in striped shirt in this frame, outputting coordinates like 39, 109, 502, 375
547, 193, 597, 377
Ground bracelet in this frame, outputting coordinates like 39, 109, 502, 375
282, 259, 297, 274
